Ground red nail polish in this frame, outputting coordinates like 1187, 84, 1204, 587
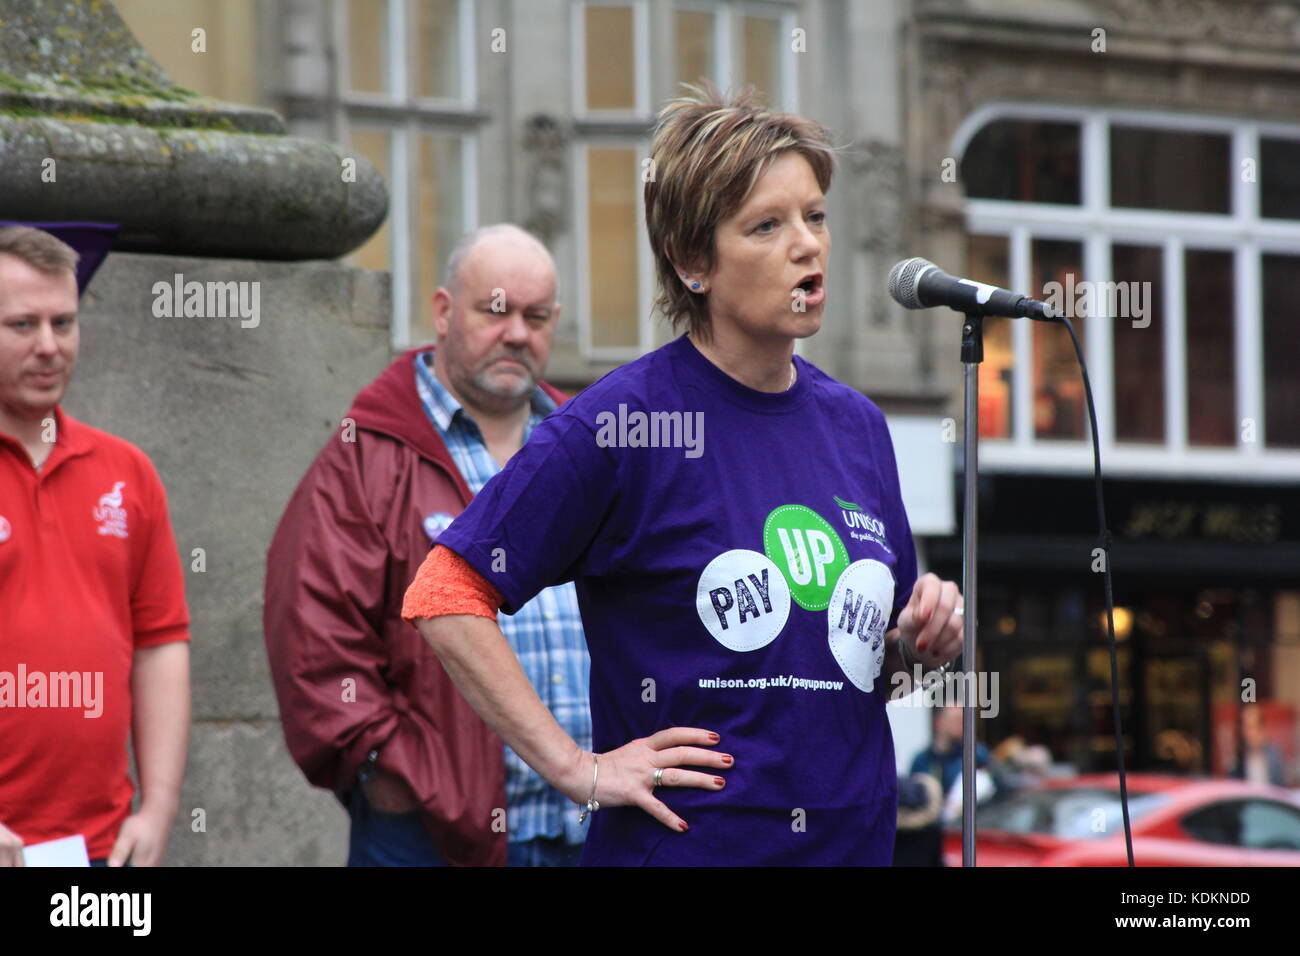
721, 754, 733, 766
708, 732, 720, 742
714, 777, 725, 787
678, 821, 689, 832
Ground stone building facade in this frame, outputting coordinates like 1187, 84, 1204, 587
68, 0, 1300, 861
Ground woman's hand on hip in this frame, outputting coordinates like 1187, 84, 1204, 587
566, 727, 731, 832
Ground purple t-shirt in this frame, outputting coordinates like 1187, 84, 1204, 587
437, 334, 918, 865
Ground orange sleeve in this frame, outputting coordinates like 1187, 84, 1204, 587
402, 544, 504, 625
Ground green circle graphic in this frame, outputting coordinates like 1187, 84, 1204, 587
762, 504, 849, 611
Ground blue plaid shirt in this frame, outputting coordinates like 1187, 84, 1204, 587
414, 351, 591, 846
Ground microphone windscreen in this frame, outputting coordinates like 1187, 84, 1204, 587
888, 257, 935, 309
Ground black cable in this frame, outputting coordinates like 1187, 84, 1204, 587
1054, 314, 1135, 867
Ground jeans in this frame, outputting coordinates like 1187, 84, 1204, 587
345, 783, 446, 867
507, 836, 584, 867
345, 780, 583, 867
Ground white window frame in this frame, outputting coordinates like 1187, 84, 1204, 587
337, 0, 477, 106
572, 1, 652, 361
334, 0, 480, 348
672, 0, 799, 104
339, 120, 409, 341
575, 140, 655, 362
408, 125, 478, 345
954, 103, 1300, 481
571, 0, 651, 120
730, 0, 798, 112
408, 0, 479, 108
672, 1, 726, 91
334, 0, 404, 102
572, 0, 798, 361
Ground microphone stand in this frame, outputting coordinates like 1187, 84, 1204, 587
959, 311, 982, 867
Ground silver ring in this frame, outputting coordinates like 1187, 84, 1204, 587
954, 607, 964, 615
653, 768, 665, 789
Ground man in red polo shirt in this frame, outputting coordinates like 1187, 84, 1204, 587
0, 224, 190, 867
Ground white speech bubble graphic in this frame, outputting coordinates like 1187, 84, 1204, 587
696, 549, 791, 652
827, 558, 896, 692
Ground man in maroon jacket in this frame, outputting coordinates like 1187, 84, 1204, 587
264, 225, 585, 866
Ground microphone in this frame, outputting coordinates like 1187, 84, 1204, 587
888, 257, 1057, 320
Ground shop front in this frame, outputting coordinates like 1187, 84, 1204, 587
929, 473, 1300, 783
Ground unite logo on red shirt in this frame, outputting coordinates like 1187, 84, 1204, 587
93, 481, 129, 539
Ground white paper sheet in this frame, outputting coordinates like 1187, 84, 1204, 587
23, 834, 91, 867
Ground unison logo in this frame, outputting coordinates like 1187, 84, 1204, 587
594, 404, 704, 459
835, 496, 890, 551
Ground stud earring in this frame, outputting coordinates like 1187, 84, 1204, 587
691, 281, 701, 290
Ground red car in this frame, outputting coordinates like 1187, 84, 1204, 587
942, 774, 1300, 866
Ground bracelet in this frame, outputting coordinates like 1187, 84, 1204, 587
899, 634, 957, 676
578, 753, 599, 825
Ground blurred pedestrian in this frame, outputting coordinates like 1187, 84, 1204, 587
990, 735, 1053, 793
893, 773, 944, 866
910, 704, 990, 795
1233, 704, 1286, 787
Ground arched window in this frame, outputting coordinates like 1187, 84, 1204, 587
954, 106, 1300, 478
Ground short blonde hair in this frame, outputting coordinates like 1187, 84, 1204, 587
0, 225, 79, 278
645, 83, 837, 339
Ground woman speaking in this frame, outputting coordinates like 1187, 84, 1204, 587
403, 84, 964, 865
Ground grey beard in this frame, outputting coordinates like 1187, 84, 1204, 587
471, 363, 536, 401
